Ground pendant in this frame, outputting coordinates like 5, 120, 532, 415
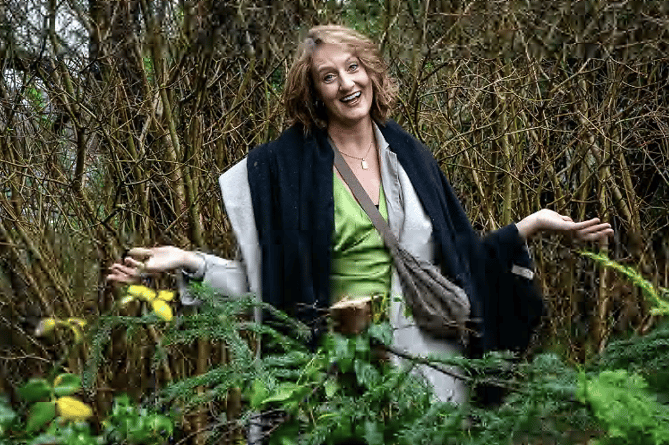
361, 159, 369, 170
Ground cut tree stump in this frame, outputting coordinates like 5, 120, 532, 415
329, 296, 373, 335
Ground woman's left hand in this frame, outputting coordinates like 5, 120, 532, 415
516, 209, 614, 241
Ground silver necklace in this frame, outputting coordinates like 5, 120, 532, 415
334, 138, 374, 170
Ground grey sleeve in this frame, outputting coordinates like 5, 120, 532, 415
179, 158, 261, 305
180, 253, 249, 305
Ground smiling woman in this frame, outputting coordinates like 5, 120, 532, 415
107, 25, 614, 409
283, 26, 396, 133
311, 44, 374, 132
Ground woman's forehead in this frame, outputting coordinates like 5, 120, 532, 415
311, 43, 357, 70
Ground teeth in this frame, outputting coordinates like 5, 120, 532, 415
342, 92, 361, 102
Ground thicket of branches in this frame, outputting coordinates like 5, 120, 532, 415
1, 0, 669, 435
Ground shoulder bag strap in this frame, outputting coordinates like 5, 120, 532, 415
330, 139, 401, 256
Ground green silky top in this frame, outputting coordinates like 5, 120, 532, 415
330, 171, 393, 302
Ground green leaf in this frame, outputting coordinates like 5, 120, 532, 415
368, 322, 393, 345
354, 359, 380, 389
576, 369, 587, 404
331, 416, 353, 443
262, 383, 300, 405
28, 433, 60, 445
363, 420, 384, 445
268, 420, 299, 445
0, 397, 16, 435
324, 379, 339, 399
332, 334, 355, 373
250, 379, 269, 410
26, 401, 56, 432
145, 414, 173, 437
54, 373, 82, 397
355, 334, 370, 357
18, 379, 52, 402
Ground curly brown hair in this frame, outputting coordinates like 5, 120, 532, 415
283, 25, 397, 132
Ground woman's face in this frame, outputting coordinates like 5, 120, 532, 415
311, 43, 374, 128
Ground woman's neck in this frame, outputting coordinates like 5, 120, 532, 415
327, 117, 375, 156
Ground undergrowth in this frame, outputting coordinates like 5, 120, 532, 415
3, 251, 669, 444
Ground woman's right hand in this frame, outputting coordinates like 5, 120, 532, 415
106, 246, 204, 284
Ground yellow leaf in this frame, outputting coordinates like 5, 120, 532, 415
120, 295, 134, 306
56, 396, 93, 421
65, 319, 86, 343
66, 318, 86, 329
157, 290, 175, 302
151, 300, 173, 322
69, 326, 84, 343
141, 287, 157, 300
35, 318, 57, 336
127, 285, 156, 301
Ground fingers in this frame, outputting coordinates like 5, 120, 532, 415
127, 247, 155, 260
564, 218, 614, 242
124, 247, 163, 273
570, 217, 601, 230
535, 210, 614, 242
106, 271, 138, 284
106, 262, 140, 284
570, 217, 613, 241
577, 223, 614, 241
124, 256, 145, 269
578, 222, 611, 234
106, 246, 166, 286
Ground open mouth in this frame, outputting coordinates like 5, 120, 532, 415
341, 91, 361, 102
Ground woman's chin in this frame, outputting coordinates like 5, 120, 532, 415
329, 110, 372, 128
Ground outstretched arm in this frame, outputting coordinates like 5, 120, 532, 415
515, 209, 614, 241
107, 159, 258, 297
106, 246, 249, 301
107, 246, 205, 284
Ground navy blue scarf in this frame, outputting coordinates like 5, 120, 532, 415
247, 120, 543, 354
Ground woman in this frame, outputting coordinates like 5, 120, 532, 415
108, 25, 613, 403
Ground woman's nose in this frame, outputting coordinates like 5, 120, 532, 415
339, 73, 355, 90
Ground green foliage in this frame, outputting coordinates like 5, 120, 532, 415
582, 251, 669, 397
5, 368, 171, 445
143, 57, 155, 85
155, 293, 451, 444
9, 251, 669, 444
151, 291, 602, 444
463, 353, 595, 445
54, 375, 82, 398
149, 279, 669, 445
18, 380, 52, 403
595, 320, 669, 398
1, 391, 173, 445
83, 313, 171, 391
16, 374, 91, 434
29, 421, 102, 445
577, 369, 669, 445
26, 402, 56, 433
580, 251, 669, 316
342, 0, 386, 37
25, 87, 45, 111
0, 398, 17, 438
102, 395, 173, 445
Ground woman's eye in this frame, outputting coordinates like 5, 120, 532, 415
323, 73, 335, 82
349, 63, 358, 71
